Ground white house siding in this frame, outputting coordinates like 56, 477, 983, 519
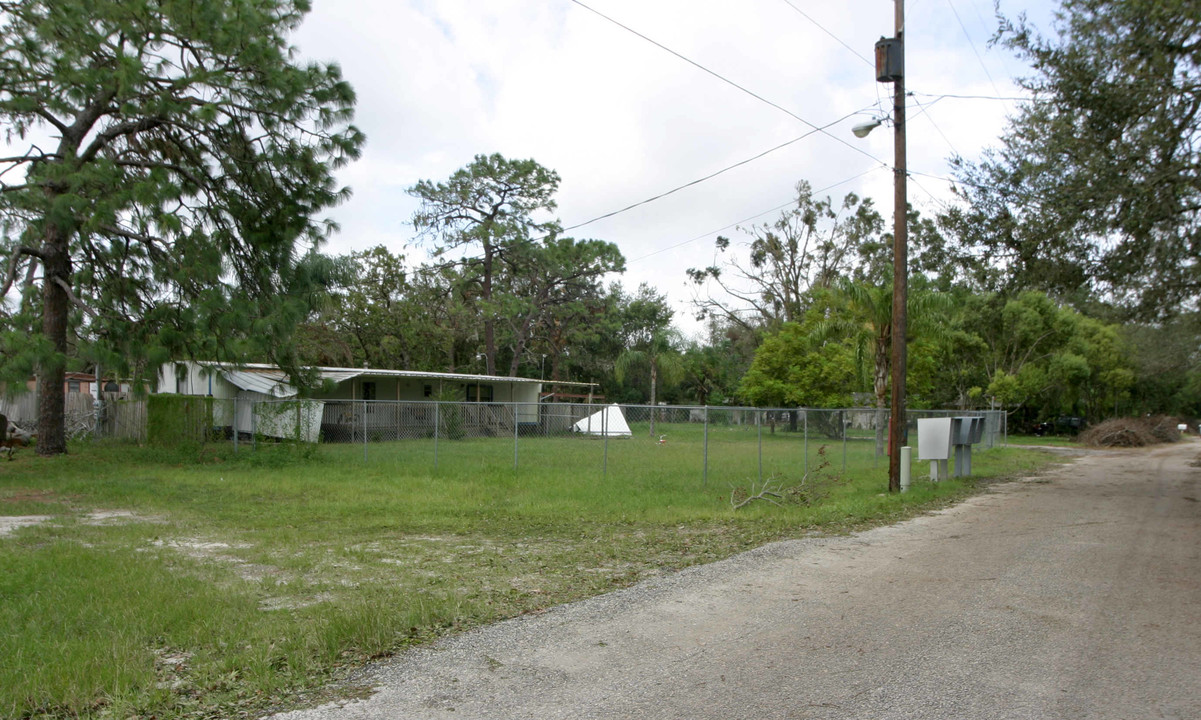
153, 362, 564, 442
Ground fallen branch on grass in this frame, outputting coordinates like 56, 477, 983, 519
730, 476, 785, 509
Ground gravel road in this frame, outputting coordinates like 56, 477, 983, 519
273, 439, 1201, 720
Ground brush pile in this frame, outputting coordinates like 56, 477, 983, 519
1078, 416, 1182, 447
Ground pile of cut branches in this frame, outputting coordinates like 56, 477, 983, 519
1078, 416, 1181, 448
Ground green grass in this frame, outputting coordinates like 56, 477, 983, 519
0, 427, 1057, 719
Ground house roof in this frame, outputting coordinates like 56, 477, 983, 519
194, 362, 596, 397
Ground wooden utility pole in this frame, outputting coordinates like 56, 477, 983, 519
887, 0, 908, 493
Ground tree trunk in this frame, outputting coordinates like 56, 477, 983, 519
482, 246, 496, 376
874, 342, 890, 458
37, 233, 71, 456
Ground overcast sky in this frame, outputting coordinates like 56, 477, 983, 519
292, 0, 1059, 337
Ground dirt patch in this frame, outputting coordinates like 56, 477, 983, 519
150, 537, 283, 583
0, 488, 62, 505
0, 515, 53, 536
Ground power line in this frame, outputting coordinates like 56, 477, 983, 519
628, 164, 886, 263
910, 95, 963, 159
564, 104, 875, 232
776, 0, 874, 67
945, 0, 1010, 111
910, 90, 1031, 102
568, 0, 886, 167
965, 0, 1023, 88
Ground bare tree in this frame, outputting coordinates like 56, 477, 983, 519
687, 181, 883, 332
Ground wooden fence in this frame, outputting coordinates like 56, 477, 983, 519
0, 392, 147, 442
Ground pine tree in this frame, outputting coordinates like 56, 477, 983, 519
0, 0, 363, 454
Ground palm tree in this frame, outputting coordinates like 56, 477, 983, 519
813, 280, 953, 456
614, 329, 685, 437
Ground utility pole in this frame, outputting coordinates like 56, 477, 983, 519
875, 0, 908, 493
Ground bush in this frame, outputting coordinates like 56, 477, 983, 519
147, 394, 216, 447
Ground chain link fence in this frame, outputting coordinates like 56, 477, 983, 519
241, 400, 1006, 484
23, 394, 1004, 484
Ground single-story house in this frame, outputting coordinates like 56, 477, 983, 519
156, 361, 599, 442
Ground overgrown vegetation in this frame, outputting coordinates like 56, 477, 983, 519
0, 435, 1056, 719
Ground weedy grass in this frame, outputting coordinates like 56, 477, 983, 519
0, 427, 1057, 719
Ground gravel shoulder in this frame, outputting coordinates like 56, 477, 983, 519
272, 440, 1201, 720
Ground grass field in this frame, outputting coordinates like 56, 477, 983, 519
0, 427, 1058, 719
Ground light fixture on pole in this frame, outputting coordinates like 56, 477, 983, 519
852, 119, 883, 138
856, 2, 908, 494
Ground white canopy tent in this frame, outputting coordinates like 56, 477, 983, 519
572, 404, 632, 437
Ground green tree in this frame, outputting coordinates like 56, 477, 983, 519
614, 328, 685, 437
0, 0, 362, 455
1123, 314, 1201, 416
949, 0, 1201, 316
971, 291, 1133, 424
738, 316, 857, 410
328, 246, 411, 368
812, 281, 954, 455
408, 154, 561, 375
495, 236, 625, 377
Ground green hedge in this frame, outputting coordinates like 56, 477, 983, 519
147, 394, 217, 446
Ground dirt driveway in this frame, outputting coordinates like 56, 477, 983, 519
273, 440, 1201, 720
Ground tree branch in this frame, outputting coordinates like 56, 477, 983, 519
51, 277, 99, 318
1, 246, 47, 298
80, 117, 167, 162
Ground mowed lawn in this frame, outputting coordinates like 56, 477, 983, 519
0, 425, 1058, 719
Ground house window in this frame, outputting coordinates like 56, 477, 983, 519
362, 381, 377, 401
67, 380, 81, 393
464, 383, 493, 403
423, 384, 433, 398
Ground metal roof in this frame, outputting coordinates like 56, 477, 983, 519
194, 362, 597, 391
220, 369, 298, 398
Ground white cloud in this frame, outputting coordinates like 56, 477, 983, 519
293, 0, 1059, 337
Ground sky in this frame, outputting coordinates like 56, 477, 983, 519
292, 0, 1060, 338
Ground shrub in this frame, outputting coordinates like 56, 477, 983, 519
147, 394, 216, 447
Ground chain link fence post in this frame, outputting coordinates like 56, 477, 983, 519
602, 402, 609, 479
756, 409, 763, 484
842, 409, 847, 475
703, 405, 709, 488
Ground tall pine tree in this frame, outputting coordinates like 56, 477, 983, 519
0, 0, 363, 454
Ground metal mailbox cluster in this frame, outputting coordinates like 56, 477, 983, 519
917, 416, 986, 481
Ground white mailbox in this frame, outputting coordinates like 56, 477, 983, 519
917, 417, 953, 481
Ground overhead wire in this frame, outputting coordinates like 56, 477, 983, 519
776, 0, 873, 67
628, 164, 887, 263
909, 95, 962, 158
563, 103, 877, 232
945, 0, 1011, 112
568, 0, 887, 167
772, 0, 888, 121
910, 90, 1031, 102
966, 0, 1023, 88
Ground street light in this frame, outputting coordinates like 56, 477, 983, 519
857, 2, 908, 494
852, 119, 883, 138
